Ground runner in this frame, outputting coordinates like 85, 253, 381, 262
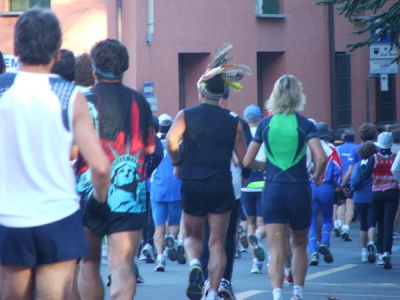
0, 8, 110, 300
244, 74, 327, 300
308, 122, 342, 267
166, 42, 249, 300
76, 38, 155, 300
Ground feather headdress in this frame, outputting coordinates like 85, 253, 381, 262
197, 42, 253, 100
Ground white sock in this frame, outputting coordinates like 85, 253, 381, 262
272, 288, 283, 300
157, 254, 163, 260
335, 219, 342, 228
284, 267, 291, 276
362, 248, 367, 253
293, 285, 303, 298
206, 290, 217, 300
342, 224, 350, 231
189, 258, 201, 267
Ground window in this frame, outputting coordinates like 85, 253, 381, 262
375, 75, 396, 124
9, 0, 50, 12
261, 0, 280, 14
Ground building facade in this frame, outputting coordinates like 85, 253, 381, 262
1, 0, 399, 136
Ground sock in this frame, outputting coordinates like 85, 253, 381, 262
157, 254, 163, 260
336, 219, 342, 228
272, 288, 283, 300
189, 258, 201, 267
284, 267, 291, 276
342, 224, 349, 231
293, 285, 303, 298
362, 247, 367, 254
206, 290, 217, 300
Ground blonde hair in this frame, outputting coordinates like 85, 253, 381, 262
266, 74, 306, 114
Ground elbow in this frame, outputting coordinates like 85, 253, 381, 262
92, 159, 111, 179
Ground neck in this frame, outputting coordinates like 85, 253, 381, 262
202, 98, 219, 106
380, 148, 392, 156
18, 62, 53, 74
96, 78, 122, 84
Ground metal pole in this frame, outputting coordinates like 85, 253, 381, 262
117, 0, 122, 42
366, 74, 379, 123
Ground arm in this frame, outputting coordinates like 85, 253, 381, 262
233, 121, 247, 167
360, 155, 375, 180
73, 91, 110, 203
243, 141, 266, 170
145, 136, 163, 178
308, 137, 327, 186
350, 163, 363, 191
166, 110, 186, 166
391, 153, 400, 182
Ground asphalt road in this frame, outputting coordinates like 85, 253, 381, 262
100, 222, 400, 300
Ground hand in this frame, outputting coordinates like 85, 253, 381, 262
312, 174, 323, 187
82, 193, 111, 236
342, 186, 351, 197
173, 165, 180, 176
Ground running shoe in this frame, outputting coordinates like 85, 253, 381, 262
393, 231, 400, 239
218, 278, 236, 300
367, 242, 376, 264
238, 225, 249, 249
133, 262, 144, 284
290, 296, 304, 300
142, 243, 155, 263
382, 252, 392, 269
106, 269, 111, 286
202, 278, 210, 300
309, 252, 319, 266
249, 234, 265, 262
340, 229, 351, 241
318, 244, 333, 263
186, 265, 204, 300
376, 254, 384, 265
165, 235, 178, 261
333, 227, 341, 237
239, 243, 247, 253
284, 269, 294, 286
177, 241, 187, 264
250, 260, 263, 274
155, 258, 166, 272
235, 247, 241, 259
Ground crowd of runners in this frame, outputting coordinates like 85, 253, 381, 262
1, 7, 400, 300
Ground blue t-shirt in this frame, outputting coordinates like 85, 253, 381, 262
253, 113, 318, 183
337, 141, 358, 175
150, 140, 182, 202
350, 161, 372, 203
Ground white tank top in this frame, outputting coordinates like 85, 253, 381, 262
0, 71, 80, 227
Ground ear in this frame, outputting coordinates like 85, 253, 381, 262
53, 49, 61, 63
13, 45, 18, 57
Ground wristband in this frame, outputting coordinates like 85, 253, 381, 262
172, 160, 181, 166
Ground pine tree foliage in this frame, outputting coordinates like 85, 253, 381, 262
316, 0, 400, 57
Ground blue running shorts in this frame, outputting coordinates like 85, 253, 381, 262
0, 210, 89, 268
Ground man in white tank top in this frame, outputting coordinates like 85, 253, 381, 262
0, 8, 110, 300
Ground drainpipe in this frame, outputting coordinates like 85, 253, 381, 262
117, 0, 122, 41
328, 4, 337, 130
147, 0, 154, 44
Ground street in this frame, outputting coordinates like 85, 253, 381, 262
100, 223, 400, 300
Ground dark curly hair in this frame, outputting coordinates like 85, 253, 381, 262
359, 123, 377, 142
358, 141, 377, 159
90, 39, 129, 80
14, 8, 61, 65
51, 49, 75, 82
74, 53, 94, 87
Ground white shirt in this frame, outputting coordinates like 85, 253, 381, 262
0, 71, 80, 227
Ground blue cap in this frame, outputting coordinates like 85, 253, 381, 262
244, 105, 262, 120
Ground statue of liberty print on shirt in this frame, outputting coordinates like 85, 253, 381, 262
76, 88, 150, 214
